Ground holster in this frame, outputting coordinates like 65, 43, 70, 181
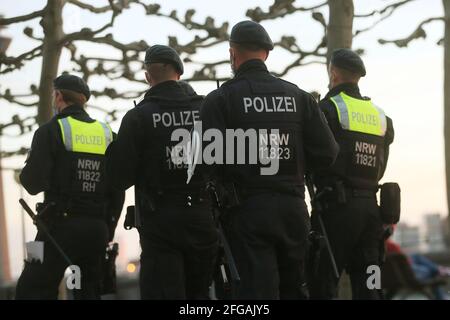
318, 181, 347, 205
333, 180, 347, 204
379, 182, 401, 224
379, 225, 394, 266
101, 243, 118, 295
223, 182, 241, 209
209, 181, 241, 210
307, 230, 326, 279
124, 188, 155, 230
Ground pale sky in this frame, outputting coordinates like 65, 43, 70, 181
0, 0, 446, 279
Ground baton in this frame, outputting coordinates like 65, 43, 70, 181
19, 198, 73, 266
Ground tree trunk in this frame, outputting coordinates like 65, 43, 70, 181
327, 0, 354, 65
0, 148, 11, 286
443, 0, 450, 231
0, 0, 66, 288
0, 34, 12, 288
327, 0, 354, 299
37, 0, 65, 125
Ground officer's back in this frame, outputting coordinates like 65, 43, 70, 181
204, 60, 338, 194
16, 75, 124, 300
108, 50, 205, 194
309, 49, 395, 300
315, 49, 394, 191
107, 45, 217, 300
199, 21, 338, 299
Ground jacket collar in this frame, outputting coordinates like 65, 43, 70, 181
324, 82, 362, 100
145, 80, 178, 97
58, 104, 89, 118
234, 59, 269, 78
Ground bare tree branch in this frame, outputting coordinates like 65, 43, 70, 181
182, 58, 230, 82
67, 0, 136, 14
0, 9, 45, 25
0, 147, 29, 158
86, 104, 130, 122
355, 12, 395, 36
0, 84, 39, 107
0, 92, 38, 107
89, 34, 148, 52
0, 45, 42, 73
355, 0, 416, 18
0, 0, 335, 159
67, 0, 112, 13
0, 115, 36, 136
272, 57, 325, 78
246, 0, 328, 22
184, 74, 230, 82
23, 27, 43, 41
62, 2, 234, 90
61, 5, 120, 44
91, 88, 143, 100
378, 17, 444, 47
354, 0, 418, 36
138, 3, 229, 39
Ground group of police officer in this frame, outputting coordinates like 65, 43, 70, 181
14, 20, 394, 300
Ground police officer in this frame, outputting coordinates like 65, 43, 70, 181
16, 74, 125, 299
106, 45, 218, 299
309, 49, 395, 299
198, 20, 339, 299
178, 80, 197, 96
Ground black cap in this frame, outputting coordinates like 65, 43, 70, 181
230, 20, 274, 51
330, 48, 366, 77
53, 74, 91, 100
144, 45, 184, 75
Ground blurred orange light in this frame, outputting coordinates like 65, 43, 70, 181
126, 263, 136, 273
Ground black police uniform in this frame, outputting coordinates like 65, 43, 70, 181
199, 56, 339, 298
16, 99, 124, 299
107, 71, 218, 298
309, 51, 395, 299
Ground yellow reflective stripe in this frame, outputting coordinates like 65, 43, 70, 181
330, 94, 350, 130
331, 92, 387, 136
58, 116, 110, 155
58, 117, 73, 151
373, 103, 387, 136
99, 122, 113, 147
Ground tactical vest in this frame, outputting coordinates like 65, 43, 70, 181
56, 116, 112, 215
222, 75, 306, 194
329, 92, 387, 189
138, 95, 204, 195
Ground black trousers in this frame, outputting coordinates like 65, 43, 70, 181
308, 194, 383, 300
222, 193, 310, 299
15, 216, 108, 300
139, 202, 218, 300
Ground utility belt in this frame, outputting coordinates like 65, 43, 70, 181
124, 189, 208, 230
208, 181, 279, 210
321, 180, 401, 224
322, 180, 375, 201
346, 188, 376, 198
328, 181, 377, 202
36, 202, 105, 222
154, 192, 207, 208
210, 181, 303, 210
239, 185, 303, 199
